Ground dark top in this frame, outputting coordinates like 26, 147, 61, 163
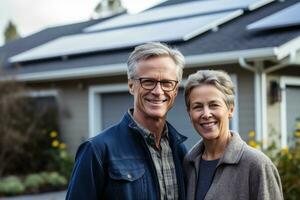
196, 158, 219, 200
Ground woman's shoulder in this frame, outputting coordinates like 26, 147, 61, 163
241, 145, 274, 167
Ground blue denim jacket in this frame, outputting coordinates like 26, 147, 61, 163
66, 112, 187, 200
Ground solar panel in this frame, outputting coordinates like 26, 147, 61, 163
10, 10, 242, 63
84, 0, 274, 32
247, 2, 300, 31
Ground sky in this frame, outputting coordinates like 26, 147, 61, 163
0, 0, 163, 46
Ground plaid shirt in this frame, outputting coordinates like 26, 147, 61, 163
128, 110, 178, 200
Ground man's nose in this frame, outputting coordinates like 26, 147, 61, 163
151, 82, 164, 95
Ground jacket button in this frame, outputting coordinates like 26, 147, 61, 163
127, 174, 132, 179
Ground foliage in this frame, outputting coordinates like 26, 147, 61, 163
0, 80, 74, 196
4, 20, 20, 43
46, 172, 68, 187
0, 172, 68, 196
46, 130, 74, 180
247, 119, 300, 200
0, 176, 25, 196
24, 174, 46, 190
0, 80, 60, 176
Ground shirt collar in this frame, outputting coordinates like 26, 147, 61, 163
127, 108, 169, 146
186, 132, 245, 165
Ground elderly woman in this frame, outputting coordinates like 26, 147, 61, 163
183, 70, 283, 200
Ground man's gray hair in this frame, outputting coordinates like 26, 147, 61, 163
184, 70, 235, 109
127, 42, 185, 81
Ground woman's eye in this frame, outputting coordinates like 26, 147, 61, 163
192, 105, 202, 110
210, 104, 219, 107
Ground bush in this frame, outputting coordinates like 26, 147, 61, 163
24, 174, 46, 190
272, 141, 300, 199
0, 176, 25, 195
46, 172, 68, 187
0, 80, 61, 176
247, 124, 300, 200
46, 131, 74, 180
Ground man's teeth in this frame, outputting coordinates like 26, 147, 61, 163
148, 99, 166, 103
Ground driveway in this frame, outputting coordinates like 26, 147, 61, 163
0, 190, 66, 200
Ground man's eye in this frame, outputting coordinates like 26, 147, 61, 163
142, 80, 155, 86
162, 81, 174, 87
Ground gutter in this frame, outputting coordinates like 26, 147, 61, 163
238, 46, 299, 149
2, 37, 300, 82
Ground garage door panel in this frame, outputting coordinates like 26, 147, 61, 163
286, 86, 300, 146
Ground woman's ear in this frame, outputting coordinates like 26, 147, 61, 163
228, 105, 234, 119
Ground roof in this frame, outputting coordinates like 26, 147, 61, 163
1, 0, 300, 82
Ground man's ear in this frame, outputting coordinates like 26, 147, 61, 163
128, 80, 134, 95
174, 85, 179, 96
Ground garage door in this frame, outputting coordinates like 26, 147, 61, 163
286, 86, 300, 147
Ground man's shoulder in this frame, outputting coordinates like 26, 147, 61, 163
90, 122, 128, 145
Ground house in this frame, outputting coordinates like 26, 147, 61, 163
1, 0, 300, 153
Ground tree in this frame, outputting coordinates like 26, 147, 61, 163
4, 20, 20, 43
92, 0, 126, 19
0, 80, 59, 177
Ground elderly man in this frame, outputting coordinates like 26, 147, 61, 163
66, 42, 187, 200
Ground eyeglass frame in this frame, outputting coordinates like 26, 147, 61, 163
132, 77, 179, 92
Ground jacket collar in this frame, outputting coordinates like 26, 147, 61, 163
186, 132, 245, 165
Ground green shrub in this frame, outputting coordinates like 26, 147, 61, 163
0, 176, 25, 195
247, 124, 300, 200
272, 141, 300, 200
24, 173, 45, 189
46, 172, 67, 187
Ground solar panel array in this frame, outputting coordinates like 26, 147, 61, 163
10, 0, 275, 63
247, 2, 300, 31
84, 0, 272, 32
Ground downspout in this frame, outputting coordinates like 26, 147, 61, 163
238, 57, 267, 148
239, 49, 298, 149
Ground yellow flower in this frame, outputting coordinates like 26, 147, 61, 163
294, 130, 300, 138
281, 147, 289, 155
51, 140, 59, 148
59, 143, 67, 149
248, 130, 256, 138
297, 122, 300, 129
50, 131, 58, 138
248, 140, 257, 148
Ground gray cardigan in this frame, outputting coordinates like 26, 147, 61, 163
183, 132, 283, 200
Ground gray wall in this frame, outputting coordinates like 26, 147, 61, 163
237, 71, 255, 140
58, 87, 89, 154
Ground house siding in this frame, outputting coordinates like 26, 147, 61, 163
237, 70, 255, 140
58, 86, 89, 154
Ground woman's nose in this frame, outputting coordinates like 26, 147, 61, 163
201, 107, 212, 119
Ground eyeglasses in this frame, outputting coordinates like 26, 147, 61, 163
132, 77, 178, 92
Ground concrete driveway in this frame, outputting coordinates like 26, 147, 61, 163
0, 190, 66, 200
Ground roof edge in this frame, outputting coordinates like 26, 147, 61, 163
185, 47, 277, 67
1, 47, 286, 82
